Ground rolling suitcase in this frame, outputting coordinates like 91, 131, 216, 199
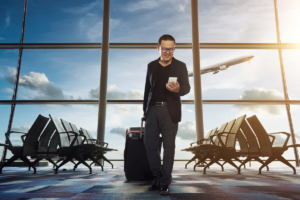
124, 118, 162, 181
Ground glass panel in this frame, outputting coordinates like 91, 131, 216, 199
277, 0, 300, 43
110, 0, 192, 42
25, 0, 103, 42
200, 50, 284, 100
198, 0, 277, 42
0, 49, 19, 100
0, 0, 24, 43
0, 105, 11, 159
282, 49, 300, 100
11, 50, 101, 100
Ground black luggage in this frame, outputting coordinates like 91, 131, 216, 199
124, 118, 162, 181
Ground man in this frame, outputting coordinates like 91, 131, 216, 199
143, 34, 191, 195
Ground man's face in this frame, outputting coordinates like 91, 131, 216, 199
157, 40, 175, 62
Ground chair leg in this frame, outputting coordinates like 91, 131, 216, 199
238, 156, 251, 172
20, 156, 37, 174
223, 156, 240, 174
194, 153, 208, 171
54, 155, 73, 174
73, 152, 92, 174
216, 161, 224, 171
277, 155, 296, 174
0, 155, 19, 173
90, 161, 94, 167
185, 155, 197, 169
203, 154, 221, 174
88, 153, 103, 171
54, 158, 64, 168
254, 157, 269, 171
235, 157, 246, 169
73, 161, 81, 171
29, 158, 42, 171
101, 155, 114, 169
45, 158, 58, 169
259, 156, 275, 174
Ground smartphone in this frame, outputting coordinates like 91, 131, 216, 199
168, 77, 177, 85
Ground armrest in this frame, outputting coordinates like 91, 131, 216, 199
287, 144, 300, 148
199, 138, 211, 144
62, 131, 79, 147
190, 142, 197, 147
4, 131, 28, 148
80, 135, 87, 144
210, 135, 217, 146
268, 135, 275, 145
5, 131, 27, 137
269, 132, 290, 148
0, 143, 9, 147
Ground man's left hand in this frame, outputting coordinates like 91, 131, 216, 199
166, 82, 180, 93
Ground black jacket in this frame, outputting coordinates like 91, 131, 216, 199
143, 57, 191, 123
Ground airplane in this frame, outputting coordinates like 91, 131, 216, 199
188, 55, 254, 77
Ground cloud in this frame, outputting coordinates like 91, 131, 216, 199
5, 12, 10, 28
171, 0, 189, 12
1, 88, 13, 94
187, 109, 193, 113
110, 126, 127, 137
235, 88, 286, 115
0, 37, 4, 40
5, 67, 71, 100
61, 0, 101, 14
122, 0, 161, 12
90, 84, 144, 100
78, 13, 120, 42
113, 105, 131, 115
11, 125, 30, 133
177, 121, 197, 141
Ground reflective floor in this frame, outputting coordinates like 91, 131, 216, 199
0, 165, 300, 200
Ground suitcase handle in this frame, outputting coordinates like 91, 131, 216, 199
140, 117, 145, 139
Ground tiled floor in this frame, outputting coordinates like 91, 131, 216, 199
0, 165, 300, 199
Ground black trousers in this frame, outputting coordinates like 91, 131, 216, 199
144, 106, 178, 186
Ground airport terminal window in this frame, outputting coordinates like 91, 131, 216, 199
110, 0, 192, 43
198, 0, 277, 43
1, 0, 300, 164
0, 0, 24, 43
16, 50, 101, 100
24, 0, 103, 43
200, 49, 284, 100
0, 49, 19, 100
277, 0, 300, 43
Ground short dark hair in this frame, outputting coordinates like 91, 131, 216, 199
158, 34, 176, 46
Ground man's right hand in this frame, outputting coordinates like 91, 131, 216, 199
142, 116, 146, 120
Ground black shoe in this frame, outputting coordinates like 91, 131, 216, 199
148, 177, 160, 191
160, 185, 170, 195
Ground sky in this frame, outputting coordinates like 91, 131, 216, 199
1, 0, 300, 164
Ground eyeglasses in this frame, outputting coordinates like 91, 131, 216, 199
161, 47, 175, 53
